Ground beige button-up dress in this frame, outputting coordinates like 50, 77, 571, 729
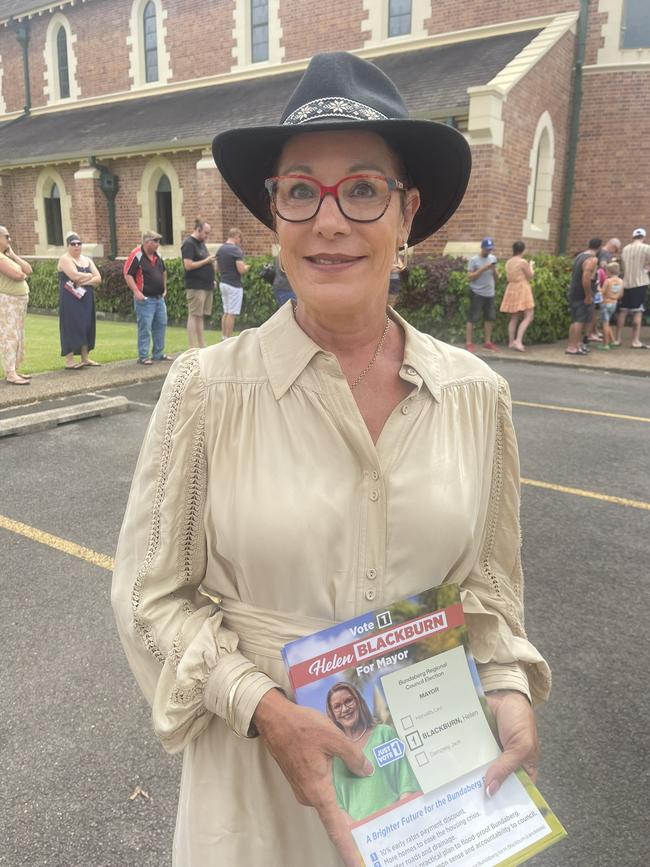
112, 302, 551, 866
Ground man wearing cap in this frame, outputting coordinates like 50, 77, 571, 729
466, 238, 499, 352
614, 228, 650, 348
216, 228, 249, 339
124, 231, 170, 365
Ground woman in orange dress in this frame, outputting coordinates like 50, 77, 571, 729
500, 241, 535, 351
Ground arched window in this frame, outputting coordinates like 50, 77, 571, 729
56, 27, 70, 99
45, 183, 64, 246
523, 112, 555, 241
44, 13, 78, 103
155, 174, 173, 244
143, 0, 159, 82
530, 131, 551, 228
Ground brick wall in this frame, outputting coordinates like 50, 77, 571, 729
569, 69, 650, 253
0, 27, 27, 113
279, 0, 367, 62
0, 170, 36, 251
423, 1, 580, 37
69, 1, 131, 98
0, 173, 16, 235
166, 0, 236, 81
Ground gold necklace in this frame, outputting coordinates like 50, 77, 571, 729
350, 316, 390, 390
349, 724, 368, 742
291, 303, 391, 391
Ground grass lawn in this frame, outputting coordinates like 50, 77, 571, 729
20, 313, 224, 374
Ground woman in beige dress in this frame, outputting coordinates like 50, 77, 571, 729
112, 52, 550, 867
0, 225, 32, 385
500, 241, 535, 351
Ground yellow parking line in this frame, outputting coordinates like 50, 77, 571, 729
3, 474, 650, 571
521, 478, 650, 511
512, 400, 650, 424
0, 514, 114, 571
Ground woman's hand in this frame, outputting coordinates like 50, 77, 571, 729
484, 689, 539, 798
253, 689, 371, 866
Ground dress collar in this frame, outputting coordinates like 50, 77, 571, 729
258, 301, 442, 402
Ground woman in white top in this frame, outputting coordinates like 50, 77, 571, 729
112, 52, 550, 866
0, 225, 32, 385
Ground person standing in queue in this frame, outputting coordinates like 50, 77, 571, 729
0, 225, 32, 385
466, 238, 498, 352
124, 230, 171, 365
182, 219, 215, 348
216, 228, 249, 339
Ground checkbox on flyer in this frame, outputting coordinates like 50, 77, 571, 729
415, 752, 429, 767
406, 731, 423, 750
401, 715, 414, 729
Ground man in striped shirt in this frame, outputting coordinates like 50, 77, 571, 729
614, 228, 650, 349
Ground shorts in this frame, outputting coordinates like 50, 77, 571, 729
468, 293, 496, 324
619, 285, 647, 314
185, 289, 213, 317
219, 282, 243, 315
570, 299, 593, 324
600, 302, 617, 323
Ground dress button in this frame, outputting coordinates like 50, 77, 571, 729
401, 405, 409, 415
407, 367, 417, 376
365, 589, 376, 601
371, 470, 379, 480
370, 490, 379, 501
366, 568, 377, 580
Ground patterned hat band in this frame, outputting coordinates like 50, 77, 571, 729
283, 97, 389, 126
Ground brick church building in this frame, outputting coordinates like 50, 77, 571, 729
0, 0, 648, 261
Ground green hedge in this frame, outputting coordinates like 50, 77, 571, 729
27, 252, 573, 343
397, 252, 573, 344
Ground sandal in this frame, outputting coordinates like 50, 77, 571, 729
82, 359, 101, 367
137, 358, 153, 365
6, 376, 31, 386
64, 362, 85, 370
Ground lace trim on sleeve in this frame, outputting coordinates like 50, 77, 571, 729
131, 351, 206, 663
478, 376, 525, 638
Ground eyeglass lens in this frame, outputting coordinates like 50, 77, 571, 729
271, 175, 394, 223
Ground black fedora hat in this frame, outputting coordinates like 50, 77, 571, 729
212, 51, 471, 246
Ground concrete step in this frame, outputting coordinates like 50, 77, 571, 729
0, 395, 129, 438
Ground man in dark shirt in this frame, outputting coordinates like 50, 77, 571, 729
181, 219, 215, 348
216, 228, 249, 339
124, 230, 170, 365
566, 238, 601, 356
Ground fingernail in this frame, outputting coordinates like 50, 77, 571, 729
486, 781, 500, 799
364, 761, 375, 776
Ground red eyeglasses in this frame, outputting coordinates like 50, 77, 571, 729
265, 174, 407, 223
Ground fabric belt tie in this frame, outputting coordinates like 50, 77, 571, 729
200, 589, 336, 660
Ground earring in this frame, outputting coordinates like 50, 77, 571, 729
393, 241, 408, 272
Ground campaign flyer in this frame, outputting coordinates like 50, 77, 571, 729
282, 584, 565, 866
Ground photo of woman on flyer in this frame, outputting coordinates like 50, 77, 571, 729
326, 682, 421, 822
